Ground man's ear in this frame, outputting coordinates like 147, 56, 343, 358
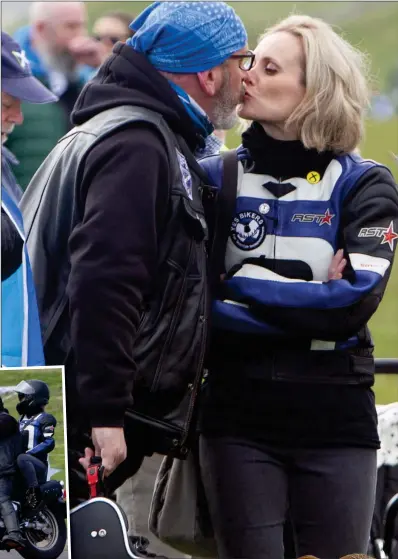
197, 68, 219, 97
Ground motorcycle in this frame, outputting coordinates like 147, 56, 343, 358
0, 474, 67, 559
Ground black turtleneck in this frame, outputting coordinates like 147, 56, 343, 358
242, 122, 335, 180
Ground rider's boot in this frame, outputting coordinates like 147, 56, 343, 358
0, 505, 26, 550
25, 486, 44, 515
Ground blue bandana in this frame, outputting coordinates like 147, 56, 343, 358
127, 1, 247, 73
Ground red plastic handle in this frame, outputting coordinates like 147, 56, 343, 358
87, 463, 101, 498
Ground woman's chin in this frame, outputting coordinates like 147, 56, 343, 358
237, 104, 250, 120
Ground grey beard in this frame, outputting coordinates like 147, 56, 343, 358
211, 69, 242, 130
35, 43, 78, 81
212, 106, 239, 130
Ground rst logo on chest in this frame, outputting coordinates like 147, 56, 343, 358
291, 208, 335, 226
230, 210, 266, 251
358, 221, 398, 251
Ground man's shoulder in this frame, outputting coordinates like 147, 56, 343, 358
0, 412, 18, 432
87, 117, 173, 161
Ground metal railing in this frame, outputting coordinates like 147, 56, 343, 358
375, 358, 398, 375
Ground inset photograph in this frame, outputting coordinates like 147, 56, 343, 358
0, 367, 68, 559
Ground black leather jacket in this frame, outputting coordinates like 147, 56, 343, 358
21, 106, 210, 453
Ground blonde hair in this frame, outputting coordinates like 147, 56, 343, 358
260, 15, 372, 153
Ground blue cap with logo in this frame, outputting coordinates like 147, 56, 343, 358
1, 32, 58, 103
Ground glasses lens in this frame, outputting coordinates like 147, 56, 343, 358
240, 57, 252, 71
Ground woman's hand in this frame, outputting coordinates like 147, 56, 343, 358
219, 248, 347, 285
328, 249, 347, 280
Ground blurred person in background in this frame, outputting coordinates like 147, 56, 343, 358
199, 14, 398, 559
7, 1, 107, 190
1, 31, 57, 368
20, 1, 249, 513
92, 11, 135, 57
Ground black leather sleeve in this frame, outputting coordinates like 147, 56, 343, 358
67, 125, 170, 427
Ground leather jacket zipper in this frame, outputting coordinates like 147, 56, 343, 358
179, 243, 208, 451
150, 242, 193, 392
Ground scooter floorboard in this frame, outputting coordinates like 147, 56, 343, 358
70, 497, 142, 559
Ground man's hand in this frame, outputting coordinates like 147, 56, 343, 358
68, 36, 108, 68
328, 248, 347, 280
78, 427, 127, 477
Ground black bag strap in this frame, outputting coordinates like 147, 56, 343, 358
209, 149, 239, 289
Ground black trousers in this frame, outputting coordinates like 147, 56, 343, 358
17, 454, 47, 488
200, 435, 377, 559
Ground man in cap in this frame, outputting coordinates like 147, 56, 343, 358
1, 31, 57, 368
20, 1, 251, 507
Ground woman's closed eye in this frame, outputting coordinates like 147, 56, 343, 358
264, 63, 278, 75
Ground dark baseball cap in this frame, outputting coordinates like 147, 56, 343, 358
1, 31, 58, 104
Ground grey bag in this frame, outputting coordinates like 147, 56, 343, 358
148, 448, 217, 558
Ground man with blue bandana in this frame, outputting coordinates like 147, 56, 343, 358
20, 1, 250, 512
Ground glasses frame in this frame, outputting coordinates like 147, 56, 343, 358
92, 35, 124, 45
229, 51, 255, 71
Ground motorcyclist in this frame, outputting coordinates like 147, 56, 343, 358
15, 381, 57, 513
0, 396, 26, 549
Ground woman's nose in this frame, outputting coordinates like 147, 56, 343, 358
243, 68, 255, 86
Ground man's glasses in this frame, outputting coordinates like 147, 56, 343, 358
229, 51, 255, 71
93, 35, 123, 45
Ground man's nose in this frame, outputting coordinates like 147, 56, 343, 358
10, 101, 24, 125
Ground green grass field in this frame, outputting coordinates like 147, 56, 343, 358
0, 368, 66, 484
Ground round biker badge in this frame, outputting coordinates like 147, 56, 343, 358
230, 210, 266, 251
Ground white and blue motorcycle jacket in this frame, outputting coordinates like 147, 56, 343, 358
200, 144, 398, 384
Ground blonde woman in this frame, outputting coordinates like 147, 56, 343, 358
199, 15, 398, 559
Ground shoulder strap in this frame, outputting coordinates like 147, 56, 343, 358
209, 149, 238, 290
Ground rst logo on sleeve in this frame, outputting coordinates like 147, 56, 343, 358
358, 221, 398, 251
291, 208, 335, 226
